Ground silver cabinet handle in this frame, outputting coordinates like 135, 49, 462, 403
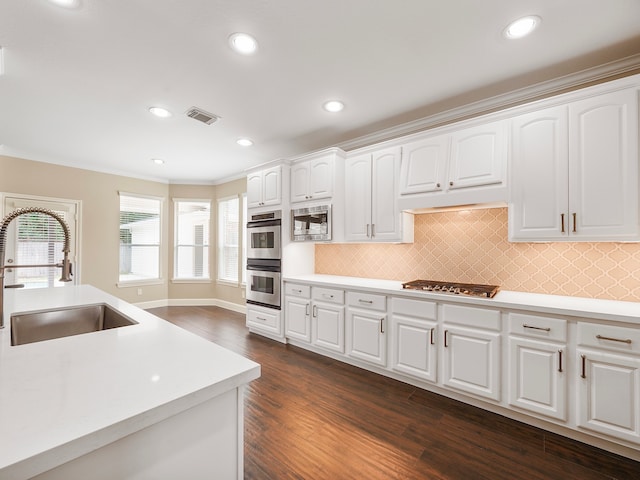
581, 354, 586, 378
313, 305, 318, 318
322, 293, 334, 299
430, 328, 435, 345
256, 316, 266, 322
293, 288, 302, 293
523, 324, 551, 332
558, 349, 563, 373
596, 334, 632, 344
380, 318, 384, 333
444, 330, 449, 348
358, 299, 373, 304
366, 223, 370, 238
305, 303, 310, 316
371, 224, 375, 238
561, 213, 565, 233
572, 212, 577, 233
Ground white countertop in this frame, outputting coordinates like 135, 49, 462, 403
0, 285, 261, 479
283, 274, 640, 325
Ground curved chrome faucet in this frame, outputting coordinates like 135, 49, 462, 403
0, 207, 73, 328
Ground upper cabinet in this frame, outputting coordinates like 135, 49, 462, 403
290, 148, 344, 204
345, 147, 414, 243
398, 120, 508, 210
247, 165, 282, 209
509, 88, 639, 242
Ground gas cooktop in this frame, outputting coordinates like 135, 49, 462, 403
401, 280, 500, 298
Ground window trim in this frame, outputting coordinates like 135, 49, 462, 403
117, 191, 164, 287
171, 198, 212, 282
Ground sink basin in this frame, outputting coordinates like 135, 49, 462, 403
10, 304, 138, 346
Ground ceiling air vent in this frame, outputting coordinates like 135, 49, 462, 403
185, 107, 219, 125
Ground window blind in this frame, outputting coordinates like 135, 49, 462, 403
119, 193, 161, 283
174, 200, 210, 279
217, 196, 239, 283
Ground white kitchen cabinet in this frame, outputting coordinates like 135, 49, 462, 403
508, 312, 567, 421
442, 304, 501, 401
345, 147, 413, 242
448, 120, 506, 190
290, 156, 334, 203
246, 304, 282, 339
390, 297, 438, 383
284, 296, 311, 342
346, 291, 387, 367
399, 134, 449, 195
312, 293, 345, 353
247, 165, 282, 208
510, 88, 639, 241
577, 348, 640, 445
576, 321, 640, 445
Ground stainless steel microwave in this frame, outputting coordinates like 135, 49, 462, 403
291, 205, 331, 241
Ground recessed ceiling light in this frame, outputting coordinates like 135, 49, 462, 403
152, 158, 165, 165
47, 0, 81, 8
503, 15, 541, 39
229, 33, 258, 55
236, 138, 254, 147
148, 106, 172, 118
323, 100, 345, 113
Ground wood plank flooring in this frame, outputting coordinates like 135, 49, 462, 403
148, 305, 640, 480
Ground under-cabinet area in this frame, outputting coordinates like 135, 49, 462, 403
279, 274, 640, 462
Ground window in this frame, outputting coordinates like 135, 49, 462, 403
242, 193, 247, 285
2, 194, 79, 289
217, 196, 240, 283
173, 199, 210, 280
119, 193, 162, 284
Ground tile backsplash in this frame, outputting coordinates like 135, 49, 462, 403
315, 207, 640, 302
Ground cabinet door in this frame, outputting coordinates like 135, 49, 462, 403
568, 89, 639, 240
399, 135, 448, 195
290, 163, 310, 203
442, 326, 501, 401
344, 154, 372, 241
509, 106, 569, 241
285, 297, 311, 342
391, 314, 437, 383
577, 348, 640, 444
347, 308, 387, 367
509, 337, 566, 421
371, 147, 401, 241
247, 172, 264, 208
312, 302, 345, 353
449, 120, 506, 190
261, 166, 282, 207
309, 157, 334, 200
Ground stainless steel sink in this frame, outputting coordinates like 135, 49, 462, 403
10, 304, 138, 346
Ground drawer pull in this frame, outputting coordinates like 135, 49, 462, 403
596, 334, 632, 344
312, 305, 318, 318
558, 349, 563, 373
256, 316, 266, 322
305, 303, 310, 316
523, 324, 551, 332
292, 288, 302, 293
358, 299, 373, 304
430, 328, 435, 345
380, 318, 384, 334
444, 329, 449, 348
581, 354, 586, 379
322, 294, 334, 299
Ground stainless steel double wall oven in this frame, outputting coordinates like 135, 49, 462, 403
246, 210, 281, 309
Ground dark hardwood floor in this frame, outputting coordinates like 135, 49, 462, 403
148, 305, 640, 480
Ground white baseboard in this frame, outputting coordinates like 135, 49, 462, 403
133, 298, 246, 315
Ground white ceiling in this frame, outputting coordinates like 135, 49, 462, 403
1, 0, 639, 184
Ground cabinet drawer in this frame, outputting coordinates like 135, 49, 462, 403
392, 297, 437, 320
247, 307, 280, 331
442, 304, 501, 331
509, 313, 567, 342
284, 283, 311, 299
312, 287, 344, 305
578, 322, 640, 355
347, 291, 387, 311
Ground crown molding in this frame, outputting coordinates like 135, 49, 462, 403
337, 54, 640, 152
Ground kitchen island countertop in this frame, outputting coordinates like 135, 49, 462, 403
0, 285, 260, 479
283, 274, 640, 325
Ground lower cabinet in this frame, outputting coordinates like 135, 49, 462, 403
441, 304, 501, 401
246, 304, 282, 338
346, 291, 387, 367
390, 297, 438, 383
312, 299, 345, 353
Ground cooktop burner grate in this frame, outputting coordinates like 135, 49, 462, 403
401, 280, 500, 298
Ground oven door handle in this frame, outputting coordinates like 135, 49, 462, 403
246, 264, 281, 273
247, 219, 282, 228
